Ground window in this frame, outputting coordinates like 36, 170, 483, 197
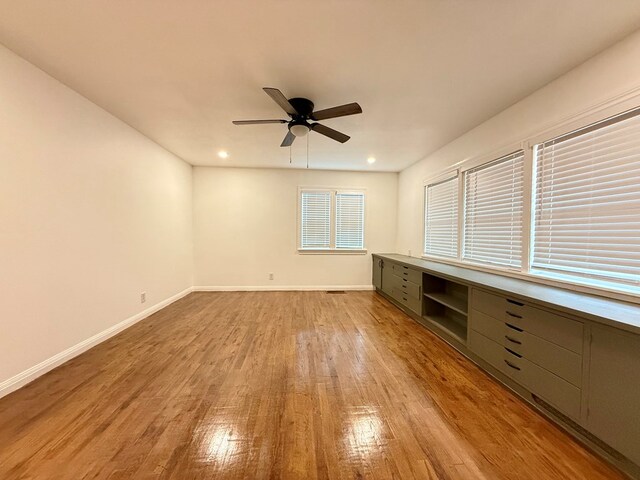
300, 191, 331, 249
424, 174, 458, 258
299, 189, 365, 252
464, 151, 524, 268
335, 192, 365, 249
419, 105, 640, 297
531, 109, 640, 293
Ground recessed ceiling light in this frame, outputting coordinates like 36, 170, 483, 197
218, 150, 229, 159
367, 156, 376, 164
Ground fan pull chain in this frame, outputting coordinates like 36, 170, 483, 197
306, 134, 309, 169
289, 144, 292, 164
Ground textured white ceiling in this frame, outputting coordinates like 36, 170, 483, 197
1, 1, 639, 171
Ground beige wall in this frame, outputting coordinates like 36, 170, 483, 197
193, 167, 397, 288
396, 30, 640, 257
0, 45, 194, 392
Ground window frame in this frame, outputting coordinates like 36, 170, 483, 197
297, 187, 367, 255
419, 97, 640, 303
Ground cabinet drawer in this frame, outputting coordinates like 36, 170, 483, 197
471, 310, 582, 387
391, 263, 422, 284
392, 287, 422, 314
503, 349, 581, 421
470, 310, 504, 341
503, 306, 583, 354
469, 329, 507, 374
471, 330, 581, 420
515, 333, 582, 388
392, 275, 421, 299
472, 289, 584, 354
472, 289, 506, 319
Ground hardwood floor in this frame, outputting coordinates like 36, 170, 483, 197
0, 291, 625, 479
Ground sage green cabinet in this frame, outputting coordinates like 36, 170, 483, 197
587, 325, 640, 466
381, 260, 395, 296
372, 256, 383, 290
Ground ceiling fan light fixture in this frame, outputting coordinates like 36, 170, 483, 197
289, 124, 310, 137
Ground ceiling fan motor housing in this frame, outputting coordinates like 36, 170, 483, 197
288, 98, 314, 118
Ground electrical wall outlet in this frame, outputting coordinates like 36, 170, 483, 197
268, 273, 274, 280
140, 292, 146, 303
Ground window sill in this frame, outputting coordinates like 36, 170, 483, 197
298, 248, 368, 255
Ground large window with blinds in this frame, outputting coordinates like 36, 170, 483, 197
299, 189, 365, 251
421, 105, 640, 296
464, 151, 524, 268
424, 174, 459, 258
531, 109, 640, 293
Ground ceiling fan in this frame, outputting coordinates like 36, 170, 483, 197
232, 87, 362, 147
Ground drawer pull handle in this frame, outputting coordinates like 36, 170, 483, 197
505, 322, 523, 332
506, 311, 522, 319
504, 359, 521, 371
403, 278, 408, 282
505, 347, 522, 358
403, 297, 408, 301
507, 299, 525, 307
505, 335, 522, 345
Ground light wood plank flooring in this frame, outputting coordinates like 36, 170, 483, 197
0, 291, 625, 479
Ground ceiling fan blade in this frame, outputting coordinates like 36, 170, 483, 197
232, 119, 288, 125
311, 123, 350, 143
280, 130, 295, 147
263, 87, 298, 116
311, 102, 362, 121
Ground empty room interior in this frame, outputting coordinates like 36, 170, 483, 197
2, 1, 640, 479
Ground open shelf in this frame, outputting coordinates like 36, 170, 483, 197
423, 292, 468, 316
422, 273, 469, 343
422, 314, 467, 343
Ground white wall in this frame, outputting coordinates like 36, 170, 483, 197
193, 167, 397, 289
0, 45, 194, 392
397, 30, 640, 256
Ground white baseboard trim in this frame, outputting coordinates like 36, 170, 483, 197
193, 285, 375, 292
0, 286, 194, 400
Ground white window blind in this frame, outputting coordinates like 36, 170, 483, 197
424, 174, 459, 258
464, 151, 524, 268
335, 192, 365, 249
532, 108, 640, 293
301, 191, 331, 249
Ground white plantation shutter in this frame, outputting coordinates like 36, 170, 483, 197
532, 108, 640, 293
424, 174, 459, 258
336, 192, 365, 249
301, 191, 331, 249
464, 151, 524, 268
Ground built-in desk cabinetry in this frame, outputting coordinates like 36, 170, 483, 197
372, 253, 640, 478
